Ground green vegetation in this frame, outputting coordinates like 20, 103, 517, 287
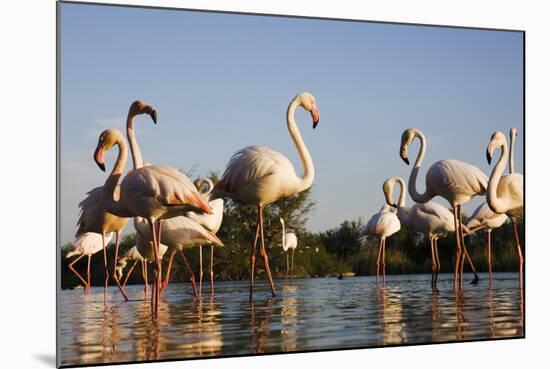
60, 176, 525, 289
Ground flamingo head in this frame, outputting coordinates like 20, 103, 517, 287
400, 128, 416, 165
510, 127, 518, 138
382, 177, 398, 208
193, 177, 215, 197
296, 92, 320, 129
486, 131, 506, 165
94, 128, 124, 172
129, 100, 157, 124
279, 217, 285, 225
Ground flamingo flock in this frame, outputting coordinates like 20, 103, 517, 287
65, 93, 523, 315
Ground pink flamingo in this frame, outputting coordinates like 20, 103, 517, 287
94, 101, 211, 313
66, 232, 113, 291
186, 178, 224, 295
212, 92, 320, 299
485, 129, 523, 285
400, 128, 488, 289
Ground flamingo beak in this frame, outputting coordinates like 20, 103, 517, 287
94, 146, 106, 172
400, 146, 410, 165
486, 149, 492, 165
390, 203, 397, 208
311, 105, 320, 129
150, 109, 157, 124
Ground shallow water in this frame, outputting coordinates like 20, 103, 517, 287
58, 273, 524, 366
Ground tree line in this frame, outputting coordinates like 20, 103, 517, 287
60, 174, 524, 289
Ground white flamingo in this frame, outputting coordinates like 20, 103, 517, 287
485, 129, 524, 285
116, 235, 169, 297
133, 214, 223, 297
465, 128, 518, 283
383, 176, 479, 289
76, 186, 129, 302
400, 128, 488, 289
279, 218, 298, 278
212, 92, 320, 299
66, 232, 113, 290
465, 203, 508, 283
94, 100, 211, 313
185, 178, 224, 295
360, 204, 401, 284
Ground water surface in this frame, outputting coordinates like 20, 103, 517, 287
59, 273, 524, 366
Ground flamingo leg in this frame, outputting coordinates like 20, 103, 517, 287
199, 245, 203, 296
461, 225, 480, 285
249, 211, 261, 301
123, 260, 138, 288
434, 238, 441, 289
68, 254, 87, 289
452, 205, 463, 290
161, 251, 176, 293
430, 237, 436, 290
512, 221, 524, 287
210, 245, 214, 295
382, 238, 386, 284
291, 248, 295, 278
112, 231, 129, 301
141, 260, 148, 298
376, 237, 383, 286
156, 221, 163, 301
258, 205, 276, 297
149, 220, 160, 314
101, 233, 109, 304
487, 228, 493, 288
286, 252, 289, 277
86, 255, 91, 291
179, 249, 197, 297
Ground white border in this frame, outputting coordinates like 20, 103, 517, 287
1, 1, 549, 368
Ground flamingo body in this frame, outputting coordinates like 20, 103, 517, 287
466, 202, 508, 231
425, 159, 488, 206
361, 205, 401, 240
66, 232, 113, 259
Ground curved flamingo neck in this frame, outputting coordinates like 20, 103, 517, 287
201, 178, 215, 197
281, 221, 286, 248
394, 177, 410, 226
509, 131, 516, 174
287, 99, 315, 193
126, 109, 144, 170
408, 129, 432, 203
487, 140, 509, 214
102, 134, 133, 217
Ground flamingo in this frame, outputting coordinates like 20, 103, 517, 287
94, 101, 211, 313
485, 129, 524, 285
75, 186, 129, 302
133, 214, 223, 297
66, 232, 113, 290
360, 204, 401, 284
465, 203, 508, 284
185, 177, 224, 295
116, 235, 169, 297
383, 176, 479, 290
211, 92, 320, 299
279, 217, 298, 278
400, 128, 488, 289
465, 128, 519, 285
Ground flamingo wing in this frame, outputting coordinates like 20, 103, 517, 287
122, 165, 211, 214
429, 159, 488, 197
185, 198, 224, 233
286, 233, 298, 249
216, 146, 295, 194
362, 208, 400, 238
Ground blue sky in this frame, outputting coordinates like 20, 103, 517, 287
60, 3, 523, 245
